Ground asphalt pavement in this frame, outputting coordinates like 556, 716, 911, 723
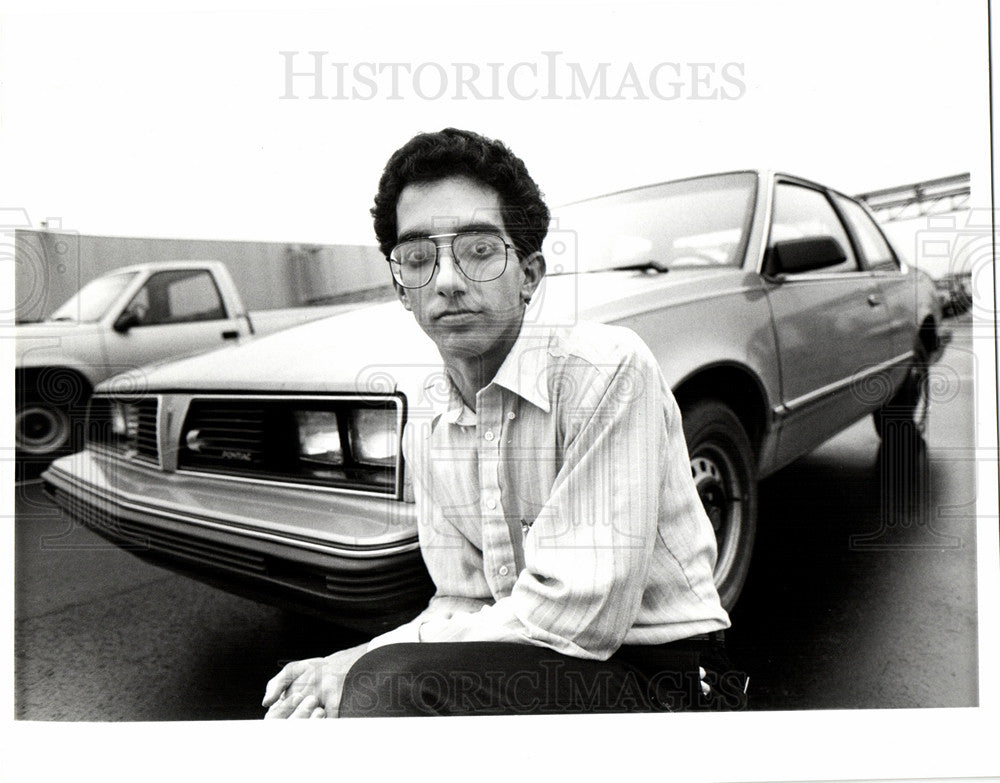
13, 313, 982, 718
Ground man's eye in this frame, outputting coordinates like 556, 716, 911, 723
402, 246, 432, 265
461, 236, 501, 259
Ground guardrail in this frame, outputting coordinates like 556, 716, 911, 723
856, 173, 970, 221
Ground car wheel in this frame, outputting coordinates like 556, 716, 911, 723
16, 396, 74, 457
16, 369, 90, 460
681, 400, 757, 612
873, 341, 929, 439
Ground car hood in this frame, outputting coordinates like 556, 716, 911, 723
103, 268, 736, 394
15, 320, 103, 340
15, 320, 103, 363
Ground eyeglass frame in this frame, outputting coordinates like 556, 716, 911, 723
386, 231, 517, 289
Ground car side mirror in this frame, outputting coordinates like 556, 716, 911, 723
113, 309, 142, 333
766, 236, 847, 278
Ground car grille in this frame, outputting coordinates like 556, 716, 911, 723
86, 396, 160, 466
177, 395, 402, 497
178, 400, 267, 466
85, 392, 403, 498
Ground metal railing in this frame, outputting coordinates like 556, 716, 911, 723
855, 174, 970, 221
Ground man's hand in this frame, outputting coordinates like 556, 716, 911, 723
262, 644, 368, 719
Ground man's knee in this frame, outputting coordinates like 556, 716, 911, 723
339, 643, 456, 718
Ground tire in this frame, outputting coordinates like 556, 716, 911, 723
873, 341, 929, 439
681, 400, 758, 612
15, 396, 73, 456
15, 368, 90, 460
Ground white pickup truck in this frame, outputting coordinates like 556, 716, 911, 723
15, 259, 374, 459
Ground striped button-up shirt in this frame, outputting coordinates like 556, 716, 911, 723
369, 320, 729, 660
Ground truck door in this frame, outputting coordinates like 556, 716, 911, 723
103, 268, 250, 379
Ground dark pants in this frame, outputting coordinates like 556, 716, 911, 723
339, 636, 748, 717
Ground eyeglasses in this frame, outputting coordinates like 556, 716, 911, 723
388, 232, 514, 289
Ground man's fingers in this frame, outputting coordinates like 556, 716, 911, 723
699, 666, 711, 697
263, 660, 317, 708
289, 695, 320, 719
262, 664, 296, 708
263, 693, 327, 720
264, 691, 302, 719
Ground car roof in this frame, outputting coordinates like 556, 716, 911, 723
556, 169, 860, 209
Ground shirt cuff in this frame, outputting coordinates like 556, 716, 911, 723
366, 618, 423, 651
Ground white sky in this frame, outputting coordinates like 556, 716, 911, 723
1, 1, 998, 780
0, 0, 992, 245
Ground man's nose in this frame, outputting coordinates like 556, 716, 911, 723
433, 248, 467, 295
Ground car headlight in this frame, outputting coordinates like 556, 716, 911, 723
349, 408, 399, 466
295, 410, 343, 465
110, 403, 129, 437
294, 405, 399, 468
110, 401, 139, 439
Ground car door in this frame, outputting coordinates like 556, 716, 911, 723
763, 180, 900, 467
103, 268, 249, 379
831, 193, 915, 360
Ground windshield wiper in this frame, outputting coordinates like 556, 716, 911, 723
602, 260, 670, 274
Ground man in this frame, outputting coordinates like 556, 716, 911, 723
262, 128, 745, 718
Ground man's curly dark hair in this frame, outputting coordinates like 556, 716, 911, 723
371, 128, 550, 262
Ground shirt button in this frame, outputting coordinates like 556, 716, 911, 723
499, 565, 509, 577
486, 498, 497, 510
506, 411, 516, 420
484, 430, 495, 441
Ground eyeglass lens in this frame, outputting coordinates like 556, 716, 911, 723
390, 233, 508, 287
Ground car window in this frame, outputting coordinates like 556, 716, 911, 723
769, 183, 859, 274
125, 270, 227, 326
833, 194, 899, 272
549, 172, 757, 272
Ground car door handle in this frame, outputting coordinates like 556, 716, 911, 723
867, 293, 882, 307
221, 330, 240, 340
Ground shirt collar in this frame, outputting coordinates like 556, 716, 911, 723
426, 324, 555, 429
490, 325, 552, 414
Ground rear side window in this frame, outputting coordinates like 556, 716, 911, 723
769, 183, 859, 274
834, 195, 899, 271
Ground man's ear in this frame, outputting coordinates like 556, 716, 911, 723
520, 251, 546, 303
394, 282, 412, 311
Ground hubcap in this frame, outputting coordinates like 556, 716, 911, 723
16, 405, 70, 455
690, 447, 743, 584
691, 457, 726, 533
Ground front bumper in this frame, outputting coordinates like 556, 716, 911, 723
43, 451, 432, 632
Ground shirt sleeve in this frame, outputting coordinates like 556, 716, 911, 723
401, 335, 680, 660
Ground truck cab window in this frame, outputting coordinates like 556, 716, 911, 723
126, 270, 227, 326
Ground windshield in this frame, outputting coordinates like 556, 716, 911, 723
47, 271, 139, 322
546, 172, 757, 274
